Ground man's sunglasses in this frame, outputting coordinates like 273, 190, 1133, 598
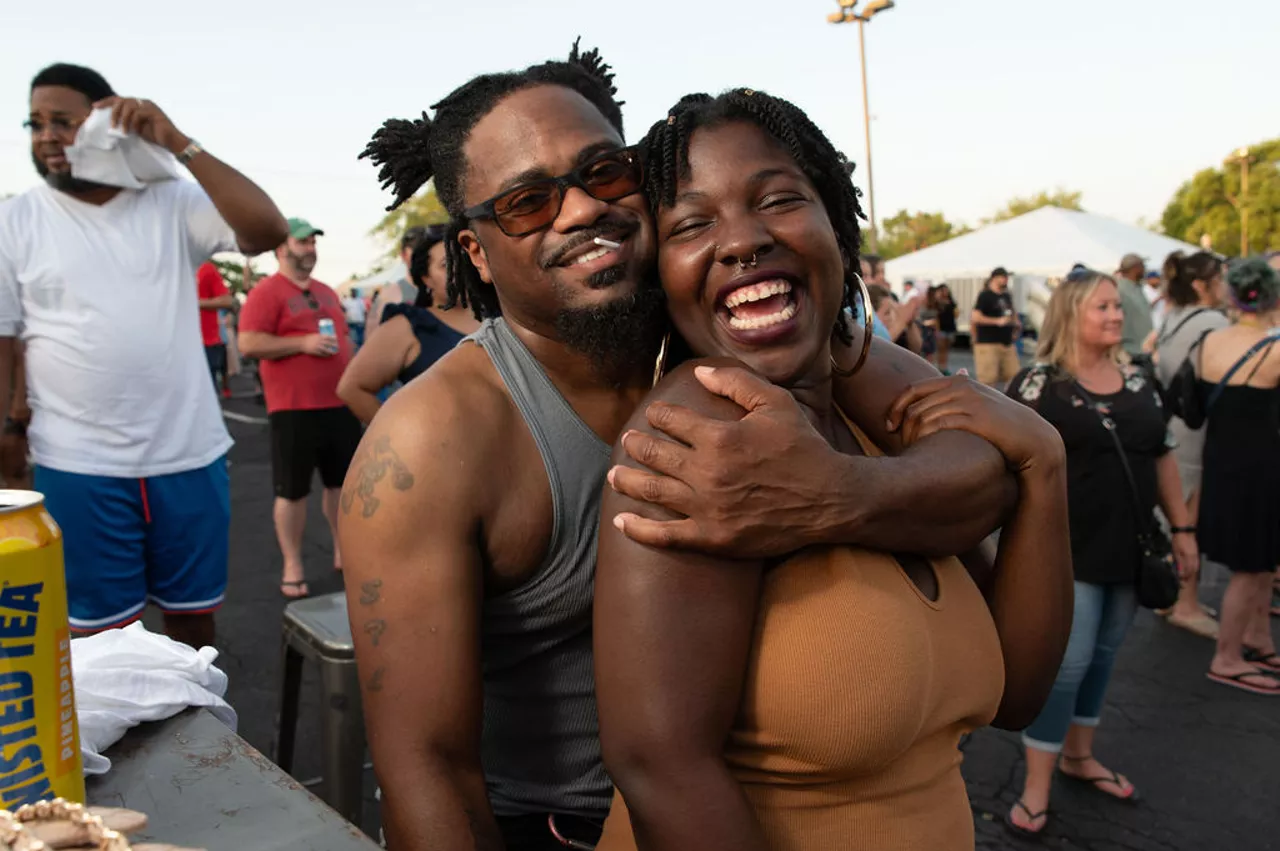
463, 147, 644, 238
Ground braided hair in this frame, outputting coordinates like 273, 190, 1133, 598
639, 89, 867, 343
360, 40, 624, 320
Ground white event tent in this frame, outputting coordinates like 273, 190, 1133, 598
338, 261, 407, 298
882, 207, 1201, 335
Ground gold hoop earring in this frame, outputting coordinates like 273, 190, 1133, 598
652, 330, 671, 388
831, 272, 873, 378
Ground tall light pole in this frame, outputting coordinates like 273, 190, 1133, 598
828, 0, 895, 252
1224, 147, 1253, 256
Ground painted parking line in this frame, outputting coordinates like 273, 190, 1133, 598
222, 410, 268, 425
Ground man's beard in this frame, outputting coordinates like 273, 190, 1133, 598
555, 269, 667, 384
288, 251, 317, 276
34, 153, 114, 195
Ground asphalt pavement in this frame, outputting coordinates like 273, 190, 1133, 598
180, 350, 1278, 850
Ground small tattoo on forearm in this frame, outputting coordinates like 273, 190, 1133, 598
364, 619, 387, 646
367, 667, 385, 692
340, 435, 415, 519
359, 579, 382, 606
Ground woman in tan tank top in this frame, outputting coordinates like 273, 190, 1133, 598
593, 90, 1074, 851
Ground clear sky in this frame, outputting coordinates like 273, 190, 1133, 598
2, 0, 1272, 283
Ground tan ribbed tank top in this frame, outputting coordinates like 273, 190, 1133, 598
596, 421, 1005, 851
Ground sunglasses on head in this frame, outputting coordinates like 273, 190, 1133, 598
463, 147, 644, 238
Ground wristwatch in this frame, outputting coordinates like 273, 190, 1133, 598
176, 139, 205, 166
3, 417, 27, 437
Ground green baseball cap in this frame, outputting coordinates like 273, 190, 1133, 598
287, 217, 324, 239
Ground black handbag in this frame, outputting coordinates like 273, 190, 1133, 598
1071, 382, 1180, 609
1166, 330, 1279, 428
1164, 330, 1211, 428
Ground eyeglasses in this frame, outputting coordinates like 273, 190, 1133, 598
304, 292, 320, 310
23, 116, 84, 137
463, 147, 644, 237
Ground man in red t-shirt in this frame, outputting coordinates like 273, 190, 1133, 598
238, 218, 363, 598
197, 262, 235, 397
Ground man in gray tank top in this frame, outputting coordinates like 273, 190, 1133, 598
338, 45, 1015, 851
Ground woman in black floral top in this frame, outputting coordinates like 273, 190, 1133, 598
1003, 271, 1196, 838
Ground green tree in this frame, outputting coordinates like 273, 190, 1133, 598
876, 210, 970, 260
212, 258, 259, 295
1161, 138, 1280, 257
368, 182, 448, 257
982, 188, 1083, 225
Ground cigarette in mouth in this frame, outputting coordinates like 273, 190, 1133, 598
593, 237, 622, 250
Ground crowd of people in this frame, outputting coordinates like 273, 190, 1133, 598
0, 50, 1275, 851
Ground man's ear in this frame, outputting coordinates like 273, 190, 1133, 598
457, 229, 492, 284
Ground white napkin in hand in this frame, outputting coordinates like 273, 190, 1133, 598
64, 107, 182, 190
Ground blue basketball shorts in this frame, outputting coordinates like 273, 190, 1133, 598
33, 456, 230, 632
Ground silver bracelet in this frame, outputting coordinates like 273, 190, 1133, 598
176, 139, 204, 165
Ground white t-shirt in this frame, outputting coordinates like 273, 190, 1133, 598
344, 296, 367, 325
1145, 284, 1167, 331
0, 180, 236, 477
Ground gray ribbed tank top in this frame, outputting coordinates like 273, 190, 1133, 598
469, 318, 613, 819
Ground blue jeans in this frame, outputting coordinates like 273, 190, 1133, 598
1023, 581, 1138, 752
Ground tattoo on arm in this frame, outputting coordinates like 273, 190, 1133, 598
366, 667, 385, 693
359, 579, 382, 606
364, 619, 387, 647
340, 435, 415, 518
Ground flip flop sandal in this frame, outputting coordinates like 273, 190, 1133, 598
1165, 611, 1219, 639
1206, 669, 1280, 696
1057, 755, 1140, 803
1243, 648, 1280, 673
281, 579, 310, 599
1004, 799, 1049, 839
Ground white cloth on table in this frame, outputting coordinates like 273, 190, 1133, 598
71, 622, 236, 776
64, 107, 182, 190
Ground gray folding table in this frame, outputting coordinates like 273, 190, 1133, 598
86, 708, 379, 851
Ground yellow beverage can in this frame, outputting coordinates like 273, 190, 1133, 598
0, 489, 83, 808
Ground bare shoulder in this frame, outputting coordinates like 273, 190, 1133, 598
618, 356, 750, 449
342, 341, 514, 523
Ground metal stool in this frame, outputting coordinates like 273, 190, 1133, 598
274, 591, 366, 826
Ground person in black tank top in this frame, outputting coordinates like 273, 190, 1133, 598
1196, 258, 1280, 696
337, 227, 479, 424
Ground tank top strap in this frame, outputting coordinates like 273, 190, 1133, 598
834, 405, 884, 458
469, 318, 610, 452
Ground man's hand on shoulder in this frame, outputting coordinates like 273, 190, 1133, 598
607, 360, 839, 558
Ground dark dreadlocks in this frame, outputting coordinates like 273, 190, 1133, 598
359, 40, 624, 321
639, 89, 867, 344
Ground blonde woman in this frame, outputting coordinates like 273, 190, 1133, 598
1004, 271, 1196, 837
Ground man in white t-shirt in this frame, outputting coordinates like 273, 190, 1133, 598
343, 293, 368, 347
0, 63, 287, 648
